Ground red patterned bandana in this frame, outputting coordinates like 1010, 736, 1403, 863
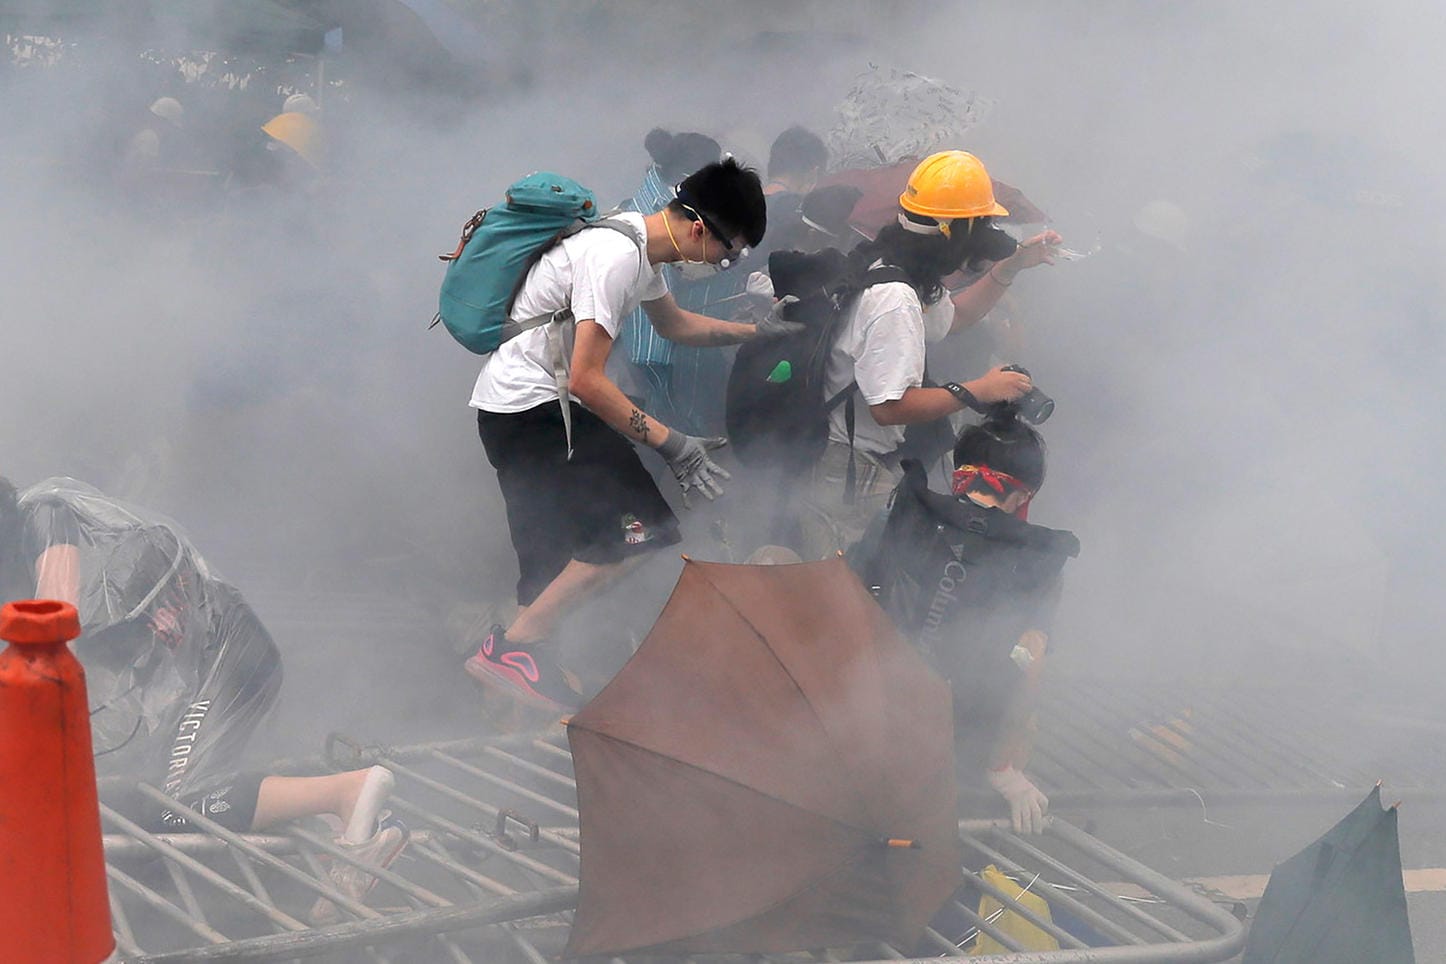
952, 464, 1033, 520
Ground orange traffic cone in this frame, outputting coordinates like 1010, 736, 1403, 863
0, 600, 114, 963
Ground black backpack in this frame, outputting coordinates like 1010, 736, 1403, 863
724, 248, 907, 473
849, 460, 1079, 715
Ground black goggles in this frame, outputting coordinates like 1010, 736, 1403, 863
679, 201, 744, 255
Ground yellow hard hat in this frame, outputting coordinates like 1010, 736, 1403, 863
899, 150, 1008, 222
262, 111, 323, 170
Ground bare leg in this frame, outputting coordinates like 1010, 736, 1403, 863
506, 555, 648, 644
249, 768, 388, 834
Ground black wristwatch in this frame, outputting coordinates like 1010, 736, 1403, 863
942, 381, 981, 412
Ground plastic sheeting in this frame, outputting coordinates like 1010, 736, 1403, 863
8, 479, 280, 789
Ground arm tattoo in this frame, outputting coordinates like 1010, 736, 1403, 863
629, 408, 649, 442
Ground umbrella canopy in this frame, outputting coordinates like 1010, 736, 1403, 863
827, 65, 996, 172
564, 557, 961, 957
1242, 784, 1414, 964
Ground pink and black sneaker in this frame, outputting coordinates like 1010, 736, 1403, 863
465, 625, 581, 713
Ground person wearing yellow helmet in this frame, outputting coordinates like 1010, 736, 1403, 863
798, 150, 1063, 559
261, 110, 324, 171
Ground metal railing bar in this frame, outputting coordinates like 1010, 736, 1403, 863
409, 835, 519, 898
163, 853, 211, 927
973, 827, 1191, 943
112, 931, 146, 960
133, 782, 383, 922
381, 760, 582, 860
959, 864, 1088, 950
919, 924, 968, 956
100, 803, 307, 933
229, 845, 277, 907
108, 888, 140, 953
155, 733, 558, 789
435, 932, 475, 964
1044, 819, 1246, 953
529, 737, 576, 765
104, 832, 299, 860
939, 898, 1027, 954
130, 884, 578, 962
287, 824, 453, 909
427, 746, 581, 819
972, 784, 1446, 809
955, 835, 1147, 946
482, 745, 579, 790
507, 926, 552, 964
105, 863, 230, 944
384, 794, 579, 885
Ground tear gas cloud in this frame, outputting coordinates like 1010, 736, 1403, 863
2, 0, 1442, 757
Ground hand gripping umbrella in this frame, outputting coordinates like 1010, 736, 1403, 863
564, 557, 961, 957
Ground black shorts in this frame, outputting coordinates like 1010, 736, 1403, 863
105, 770, 267, 833
478, 402, 681, 605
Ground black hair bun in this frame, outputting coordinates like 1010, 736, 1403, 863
645, 128, 722, 183
982, 403, 1028, 439
769, 248, 847, 299
644, 127, 675, 165
801, 184, 863, 237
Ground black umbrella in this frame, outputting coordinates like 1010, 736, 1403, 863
1243, 784, 1414, 963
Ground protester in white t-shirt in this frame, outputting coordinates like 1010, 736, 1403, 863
465, 159, 793, 715
800, 151, 1063, 558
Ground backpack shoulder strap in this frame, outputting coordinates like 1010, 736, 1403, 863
862, 264, 910, 288
500, 216, 647, 341
581, 215, 646, 252
828, 263, 915, 503
516, 215, 649, 462
822, 264, 911, 410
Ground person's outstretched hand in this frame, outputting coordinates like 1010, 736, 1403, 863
754, 294, 805, 339
998, 229, 1064, 278
657, 431, 731, 507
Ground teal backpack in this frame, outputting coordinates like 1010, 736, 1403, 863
435, 171, 644, 456
436, 171, 645, 354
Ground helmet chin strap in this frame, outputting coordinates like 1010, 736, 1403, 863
897, 212, 943, 235
896, 212, 978, 239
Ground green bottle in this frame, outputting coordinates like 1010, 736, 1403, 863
766, 360, 793, 383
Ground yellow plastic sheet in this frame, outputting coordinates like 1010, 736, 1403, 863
971, 864, 1060, 955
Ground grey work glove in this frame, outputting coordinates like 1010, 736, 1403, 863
656, 430, 731, 506
753, 294, 805, 339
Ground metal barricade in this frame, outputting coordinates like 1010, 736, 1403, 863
101, 727, 1245, 962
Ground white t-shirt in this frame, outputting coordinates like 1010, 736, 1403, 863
470, 212, 666, 413
822, 279, 955, 457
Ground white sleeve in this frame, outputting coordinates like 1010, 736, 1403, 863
922, 294, 956, 344
854, 304, 926, 406
570, 237, 646, 338
638, 264, 669, 302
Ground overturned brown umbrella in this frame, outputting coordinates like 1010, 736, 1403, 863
564, 557, 961, 957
